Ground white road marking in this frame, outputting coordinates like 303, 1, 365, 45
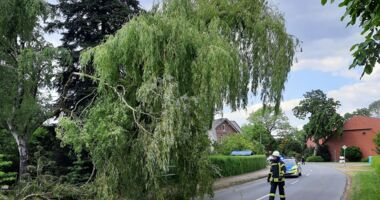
256, 194, 269, 200
291, 180, 299, 185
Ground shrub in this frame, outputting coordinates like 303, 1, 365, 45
0, 154, 17, 186
361, 157, 369, 162
216, 134, 264, 155
209, 155, 266, 177
317, 145, 331, 161
303, 147, 314, 157
306, 156, 324, 162
341, 146, 362, 162
374, 133, 380, 154
372, 156, 380, 175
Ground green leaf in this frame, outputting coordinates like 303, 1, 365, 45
321, 0, 328, 5
350, 44, 358, 51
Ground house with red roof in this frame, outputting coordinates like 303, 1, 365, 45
208, 118, 241, 143
307, 116, 380, 161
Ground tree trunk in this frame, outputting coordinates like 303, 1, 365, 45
16, 135, 29, 178
313, 144, 319, 156
7, 122, 29, 179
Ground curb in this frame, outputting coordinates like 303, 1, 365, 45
212, 167, 269, 191
213, 174, 267, 191
333, 167, 351, 200
341, 173, 351, 200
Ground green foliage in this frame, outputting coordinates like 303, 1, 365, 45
293, 90, 344, 153
306, 156, 324, 162
0, 154, 17, 186
0, 0, 72, 178
369, 100, 380, 118
278, 135, 303, 157
344, 108, 371, 120
372, 156, 380, 175
57, 0, 296, 199
241, 123, 277, 152
374, 132, 380, 154
247, 107, 292, 134
361, 157, 369, 163
209, 155, 267, 177
341, 146, 362, 162
0, 0, 47, 47
67, 160, 92, 184
46, 0, 141, 118
344, 99, 380, 119
216, 134, 264, 155
8, 157, 95, 200
0, 130, 18, 170
303, 147, 315, 158
322, 0, 380, 76
48, 0, 140, 51
316, 145, 331, 161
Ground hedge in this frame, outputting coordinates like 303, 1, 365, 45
306, 156, 324, 162
209, 155, 266, 177
372, 156, 380, 175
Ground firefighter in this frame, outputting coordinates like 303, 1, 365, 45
267, 150, 286, 200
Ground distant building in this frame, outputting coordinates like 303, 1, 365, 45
208, 118, 241, 143
307, 116, 380, 161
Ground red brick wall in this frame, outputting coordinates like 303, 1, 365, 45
216, 121, 238, 141
326, 116, 380, 161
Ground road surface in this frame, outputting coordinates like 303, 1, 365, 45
205, 163, 346, 200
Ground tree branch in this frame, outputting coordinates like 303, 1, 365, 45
85, 163, 96, 185
72, 72, 155, 135
21, 193, 51, 200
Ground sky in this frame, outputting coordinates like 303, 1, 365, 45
47, 0, 380, 129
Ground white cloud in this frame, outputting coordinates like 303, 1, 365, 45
222, 65, 380, 129
328, 65, 380, 114
217, 98, 305, 128
292, 33, 363, 79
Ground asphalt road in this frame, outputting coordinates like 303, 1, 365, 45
205, 163, 346, 200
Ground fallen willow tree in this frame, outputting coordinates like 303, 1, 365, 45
56, 0, 297, 199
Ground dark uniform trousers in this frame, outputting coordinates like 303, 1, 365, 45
268, 161, 286, 200
269, 181, 285, 200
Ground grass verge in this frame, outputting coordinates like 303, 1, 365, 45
350, 168, 380, 200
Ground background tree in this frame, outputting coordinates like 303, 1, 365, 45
343, 107, 371, 120
241, 123, 277, 153
368, 100, 380, 118
57, 0, 297, 199
0, 0, 70, 178
322, 0, 380, 76
277, 134, 303, 159
247, 107, 292, 135
216, 134, 264, 155
343, 99, 380, 119
374, 132, 380, 154
293, 90, 344, 156
47, 0, 141, 117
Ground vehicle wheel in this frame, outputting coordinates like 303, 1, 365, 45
299, 172, 302, 176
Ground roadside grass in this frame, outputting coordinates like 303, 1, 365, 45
345, 165, 380, 200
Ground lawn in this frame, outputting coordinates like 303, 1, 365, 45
350, 168, 380, 200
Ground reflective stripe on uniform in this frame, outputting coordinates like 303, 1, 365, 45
269, 193, 275, 197
280, 195, 286, 198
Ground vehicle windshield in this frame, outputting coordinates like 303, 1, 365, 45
283, 159, 296, 165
